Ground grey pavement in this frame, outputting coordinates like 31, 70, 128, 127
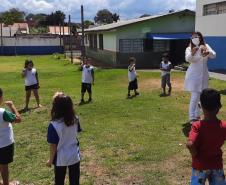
209, 72, 226, 81
137, 69, 226, 81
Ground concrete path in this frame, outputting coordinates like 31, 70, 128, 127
209, 72, 226, 81
138, 69, 226, 81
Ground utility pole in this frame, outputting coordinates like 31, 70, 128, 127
81, 5, 85, 63
69, 14, 73, 64
0, 22, 3, 55
59, 23, 62, 50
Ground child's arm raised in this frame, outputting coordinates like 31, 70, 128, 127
5, 101, 21, 123
46, 144, 57, 167
22, 68, 27, 78
79, 62, 85, 71
128, 64, 135, 72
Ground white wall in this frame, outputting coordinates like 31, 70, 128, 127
3, 36, 61, 46
103, 32, 116, 51
196, 0, 226, 36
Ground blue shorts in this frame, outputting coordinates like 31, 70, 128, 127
191, 168, 226, 185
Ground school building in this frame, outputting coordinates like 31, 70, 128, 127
196, 0, 226, 71
84, 9, 195, 68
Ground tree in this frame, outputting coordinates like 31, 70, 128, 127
94, 9, 113, 24
26, 13, 47, 27
84, 20, 94, 28
112, 13, 120, 22
0, 8, 25, 25
45, 10, 65, 25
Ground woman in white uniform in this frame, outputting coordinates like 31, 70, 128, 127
184, 32, 216, 124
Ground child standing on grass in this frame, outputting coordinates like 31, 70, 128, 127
22, 59, 41, 111
79, 58, 94, 104
127, 57, 139, 98
187, 88, 226, 185
160, 53, 172, 96
47, 92, 81, 185
0, 88, 21, 185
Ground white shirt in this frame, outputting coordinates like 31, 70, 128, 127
184, 44, 216, 92
82, 65, 94, 84
0, 108, 14, 148
160, 61, 172, 76
51, 119, 80, 166
24, 68, 38, 86
128, 65, 137, 82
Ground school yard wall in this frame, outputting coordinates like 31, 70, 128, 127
0, 36, 63, 55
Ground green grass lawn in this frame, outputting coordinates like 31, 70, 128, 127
1, 55, 226, 185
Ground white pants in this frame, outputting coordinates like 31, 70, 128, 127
189, 92, 201, 120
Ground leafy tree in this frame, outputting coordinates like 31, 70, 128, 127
84, 20, 94, 28
112, 13, 120, 22
0, 8, 25, 25
26, 13, 47, 27
94, 9, 113, 24
45, 10, 65, 25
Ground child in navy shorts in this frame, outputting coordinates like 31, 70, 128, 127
0, 88, 21, 185
22, 60, 41, 111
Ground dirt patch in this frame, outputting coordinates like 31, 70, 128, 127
81, 146, 145, 185
81, 146, 110, 185
160, 149, 191, 185
139, 77, 184, 92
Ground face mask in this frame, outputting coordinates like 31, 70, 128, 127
192, 37, 200, 46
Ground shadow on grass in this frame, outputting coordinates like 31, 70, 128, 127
219, 89, 226, 95
126, 95, 139, 99
159, 93, 170, 97
18, 107, 38, 114
77, 101, 92, 106
182, 122, 191, 137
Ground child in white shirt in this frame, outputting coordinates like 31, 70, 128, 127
160, 53, 172, 95
128, 57, 139, 98
22, 60, 41, 110
79, 58, 94, 104
47, 92, 81, 185
0, 88, 21, 185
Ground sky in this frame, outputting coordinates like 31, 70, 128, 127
0, 0, 196, 22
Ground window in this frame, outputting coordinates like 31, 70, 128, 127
218, 2, 226, 14
119, 39, 143, 53
153, 40, 169, 52
94, 34, 97, 49
99, 34, 103, 50
203, 1, 226, 16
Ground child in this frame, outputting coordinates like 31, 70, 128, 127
127, 57, 139, 98
22, 59, 41, 110
0, 88, 21, 185
80, 58, 94, 104
47, 92, 81, 185
160, 53, 172, 95
187, 88, 226, 185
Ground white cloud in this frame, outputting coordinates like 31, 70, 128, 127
0, 0, 196, 21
